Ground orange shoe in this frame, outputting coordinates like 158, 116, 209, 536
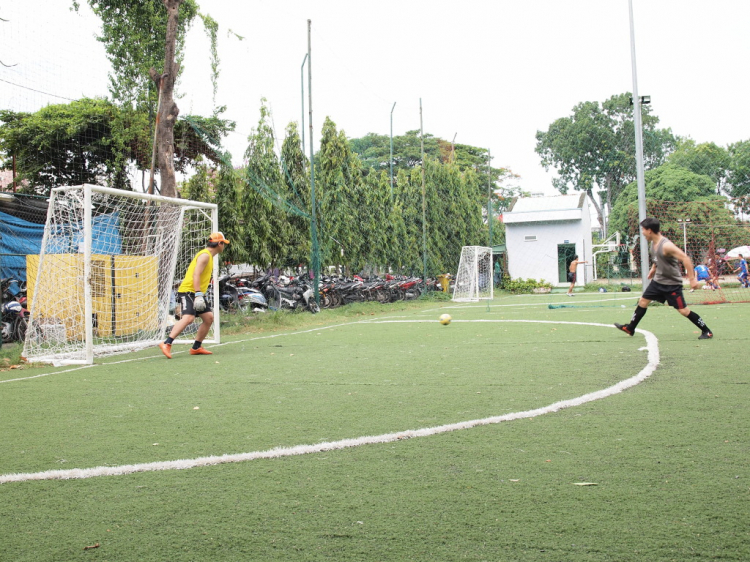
158, 342, 172, 359
189, 347, 212, 355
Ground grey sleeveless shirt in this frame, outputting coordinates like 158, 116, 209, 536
652, 237, 683, 285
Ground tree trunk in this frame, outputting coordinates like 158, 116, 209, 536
149, 0, 183, 198
586, 188, 605, 235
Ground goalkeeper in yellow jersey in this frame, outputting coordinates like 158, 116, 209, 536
158, 232, 229, 359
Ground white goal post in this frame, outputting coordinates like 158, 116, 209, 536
452, 245, 493, 302
23, 184, 220, 365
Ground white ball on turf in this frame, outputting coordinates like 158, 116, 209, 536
439, 314, 452, 325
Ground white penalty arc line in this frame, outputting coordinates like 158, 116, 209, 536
0, 321, 659, 484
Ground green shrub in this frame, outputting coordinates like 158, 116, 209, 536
501, 276, 553, 294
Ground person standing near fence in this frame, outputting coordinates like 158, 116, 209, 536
615, 218, 713, 340
159, 232, 230, 358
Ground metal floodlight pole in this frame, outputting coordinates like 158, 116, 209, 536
487, 149, 493, 247
451, 133, 457, 163
390, 102, 396, 202
301, 53, 308, 155
420, 98, 427, 288
628, 0, 650, 290
307, 20, 320, 304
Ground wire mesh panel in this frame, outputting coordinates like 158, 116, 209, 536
615, 199, 750, 305
23, 185, 217, 365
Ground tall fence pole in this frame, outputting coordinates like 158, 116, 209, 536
629, 0, 649, 290
390, 102, 396, 203
420, 98, 427, 287
487, 149, 493, 247
307, 20, 320, 304
300, 53, 308, 155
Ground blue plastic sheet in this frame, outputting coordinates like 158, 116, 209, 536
0, 211, 123, 282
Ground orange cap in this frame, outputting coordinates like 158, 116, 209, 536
208, 231, 230, 244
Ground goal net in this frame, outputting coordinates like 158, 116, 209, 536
23, 184, 219, 365
452, 246, 493, 302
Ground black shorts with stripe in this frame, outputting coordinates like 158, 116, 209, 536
642, 280, 686, 309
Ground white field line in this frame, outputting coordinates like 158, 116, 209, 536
384, 295, 637, 317
437, 295, 637, 310
2, 297, 634, 384
0, 322, 356, 385
404, 295, 633, 318
0, 321, 659, 484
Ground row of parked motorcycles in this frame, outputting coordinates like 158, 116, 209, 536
1, 278, 30, 344
216, 273, 319, 314
3, 270, 441, 344
216, 273, 440, 315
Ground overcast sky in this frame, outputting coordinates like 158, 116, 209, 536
3, 1, 750, 195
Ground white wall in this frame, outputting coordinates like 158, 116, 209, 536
506, 216, 593, 287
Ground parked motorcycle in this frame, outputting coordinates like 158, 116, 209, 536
218, 276, 268, 314
1, 300, 28, 343
262, 276, 320, 313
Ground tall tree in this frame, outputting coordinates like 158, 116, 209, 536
213, 164, 246, 266
148, 0, 186, 197
317, 117, 364, 272
73, 0, 198, 106
0, 100, 232, 194
608, 163, 720, 234
179, 155, 213, 202
536, 92, 676, 233
350, 130, 517, 186
726, 140, 750, 198
666, 139, 730, 195
280, 122, 311, 267
243, 99, 287, 267
0, 99, 135, 194
75, 0, 231, 196
360, 170, 391, 273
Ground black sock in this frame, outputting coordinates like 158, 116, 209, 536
165, 337, 174, 345
192, 341, 202, 350
687, 311, 710, 333
629, 305, 648, 330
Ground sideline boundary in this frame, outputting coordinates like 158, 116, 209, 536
0, 320, 659, 484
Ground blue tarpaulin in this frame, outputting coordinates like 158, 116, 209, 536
0, 211, 123, 282
0, 211, 44, 282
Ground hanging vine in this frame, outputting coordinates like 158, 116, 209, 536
199, 13, 219, 109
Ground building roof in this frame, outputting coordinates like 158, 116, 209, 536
503, 193, 587, 224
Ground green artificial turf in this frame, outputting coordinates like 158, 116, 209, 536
0, 294, 747, 561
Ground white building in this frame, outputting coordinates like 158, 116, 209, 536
502, 194, 593, 288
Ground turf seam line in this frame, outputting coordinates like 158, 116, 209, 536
0, 321, 659, 484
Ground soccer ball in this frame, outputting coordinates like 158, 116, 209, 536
439, 314, 452, 325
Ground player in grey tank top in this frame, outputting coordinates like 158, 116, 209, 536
615, 217, 713, 340
652, 237, 684, 286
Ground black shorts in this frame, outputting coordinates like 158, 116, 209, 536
642, 280, 686, 309
177, 292, 212, 316
567, 271, 576, 283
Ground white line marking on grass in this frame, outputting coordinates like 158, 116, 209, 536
0, 322, 356, 385
0, 320, 658, 484
433, 296, 637, 311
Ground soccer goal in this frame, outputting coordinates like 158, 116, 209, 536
452, 246, 493, 302
23, 184, 220, 366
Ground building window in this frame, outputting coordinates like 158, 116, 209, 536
524, 235, 537, 242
